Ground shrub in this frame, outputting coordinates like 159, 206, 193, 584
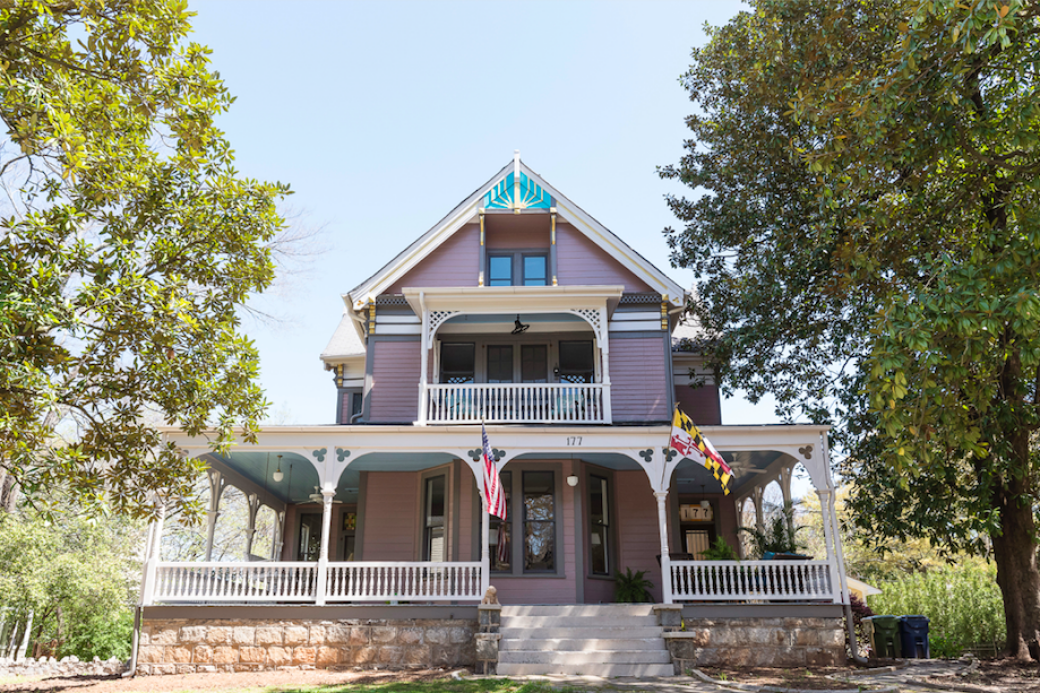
870, 561, 1004, 658
614, 567, 654, 603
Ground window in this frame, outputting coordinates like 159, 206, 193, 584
588, 475, 610, 575
487, 345, 513, 383
558, 340, 595, 383
423, 475, 446, 561
350, 392, 363, 420
486, 252, 548, 287
522, 255, 547, 286
440, 343, 475, 383
489, 471, 512, 572
523, 471, 555, 572
488, 255, 513, 286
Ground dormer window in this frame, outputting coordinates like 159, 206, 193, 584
488, 252, 548, 287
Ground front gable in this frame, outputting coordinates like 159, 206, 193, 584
348, 153, 687, 310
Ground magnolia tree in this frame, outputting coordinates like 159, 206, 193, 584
0, 1, 289, 517
664, 0, 1040, 659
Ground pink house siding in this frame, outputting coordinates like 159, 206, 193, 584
584, 574, 616, 605
388, 224, 480, 293
485, 216, 550, 250
458, 475, 474, 562
675, 383, 722, 425
556, 224, 652, 292
615, 471, 664, 603
609, 336, 669, 422
368, 341, 421, 423
362, 472, 418, 561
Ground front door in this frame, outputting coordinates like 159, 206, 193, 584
297, 512, 322, 562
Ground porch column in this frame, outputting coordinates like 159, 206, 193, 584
315, 489, 335, 605
271, 510, 285, 561
601, 349, 612, 423
141, 502, 166, 607
817, 488, 843, 604
780, 465, 795, 538
752, 485, 765, 533
654, 491, 673, 604
204, 469, 226, 562
244, 493, 261, 561
480, 504, 491, 597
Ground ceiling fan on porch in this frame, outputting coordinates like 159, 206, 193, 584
727, 452, 768, 478
308, 486, 344, 503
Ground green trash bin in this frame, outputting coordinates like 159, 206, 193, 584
866, 616, 902, 658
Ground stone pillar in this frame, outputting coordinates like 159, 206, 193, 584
204, 469, 226, 562
476, 604, 502, 675
655, 490, 672, 604
315, 489, 335, 605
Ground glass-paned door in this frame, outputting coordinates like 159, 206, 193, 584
521, 345, 548, 383
523, 471, 555, 572
487, 345, 514, 383
297, 513, 322, 562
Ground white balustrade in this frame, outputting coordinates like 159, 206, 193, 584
154, 562, 318, 602
151, 561, 482, 604
325, 562, 482, 602
668, 560, 835, 602
425, 383, 607, 424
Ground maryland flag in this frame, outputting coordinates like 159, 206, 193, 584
669, 405, 733, 495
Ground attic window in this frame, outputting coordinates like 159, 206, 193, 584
487, 252, 548, 287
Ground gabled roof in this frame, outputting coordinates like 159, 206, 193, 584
346, 154, 688, 311
321, 310, 366, 362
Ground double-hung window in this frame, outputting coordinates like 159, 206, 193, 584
487, 252, 548, 287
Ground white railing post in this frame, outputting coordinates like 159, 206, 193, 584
654, 491, 673, 604
316, 489, 335, 605
141, 503, 166, 607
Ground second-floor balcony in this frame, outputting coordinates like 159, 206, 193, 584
425, 382, 609, 424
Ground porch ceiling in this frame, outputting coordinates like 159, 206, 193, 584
674, 450, 789, 496
214, 451, 357, 504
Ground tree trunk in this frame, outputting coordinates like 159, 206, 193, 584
991, 471, 1040, 660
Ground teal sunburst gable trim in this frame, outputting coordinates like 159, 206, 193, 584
483, 172, 553, 210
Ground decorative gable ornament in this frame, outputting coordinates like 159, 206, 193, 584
483, 171, 553, 211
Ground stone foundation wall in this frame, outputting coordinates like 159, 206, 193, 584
664, 617, 845, 671
0, 655, 125, 678
138, 618, 476, 675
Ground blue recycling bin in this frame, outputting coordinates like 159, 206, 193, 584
899, 615, 930, 659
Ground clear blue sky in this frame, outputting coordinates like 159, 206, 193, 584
186, 0, 779, 427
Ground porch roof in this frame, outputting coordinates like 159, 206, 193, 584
162, 423, 834, 498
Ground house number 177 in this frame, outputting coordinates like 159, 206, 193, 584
566, 436, 583, 446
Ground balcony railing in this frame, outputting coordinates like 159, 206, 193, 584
667, 559, 837, 603
151, 561, 483, 604
423, 383, 609, 424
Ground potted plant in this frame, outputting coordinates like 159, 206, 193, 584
739, 502, 809, 559
614, 567, 654, 603
700, 536, 739, 561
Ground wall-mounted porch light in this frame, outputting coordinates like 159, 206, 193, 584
566, 475, 579, 487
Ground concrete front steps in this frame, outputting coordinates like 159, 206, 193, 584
496, 604, 674, 677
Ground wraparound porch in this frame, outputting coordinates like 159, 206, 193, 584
148, 424, 851, 608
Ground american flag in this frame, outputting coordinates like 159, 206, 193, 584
482, 424, 507, 519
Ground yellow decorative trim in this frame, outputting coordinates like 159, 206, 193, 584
551, 212, 556, 245
552, 276, 558, 286
479, 211, 485, 246
368, 301, 376, 335
661, 294, 669, 330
